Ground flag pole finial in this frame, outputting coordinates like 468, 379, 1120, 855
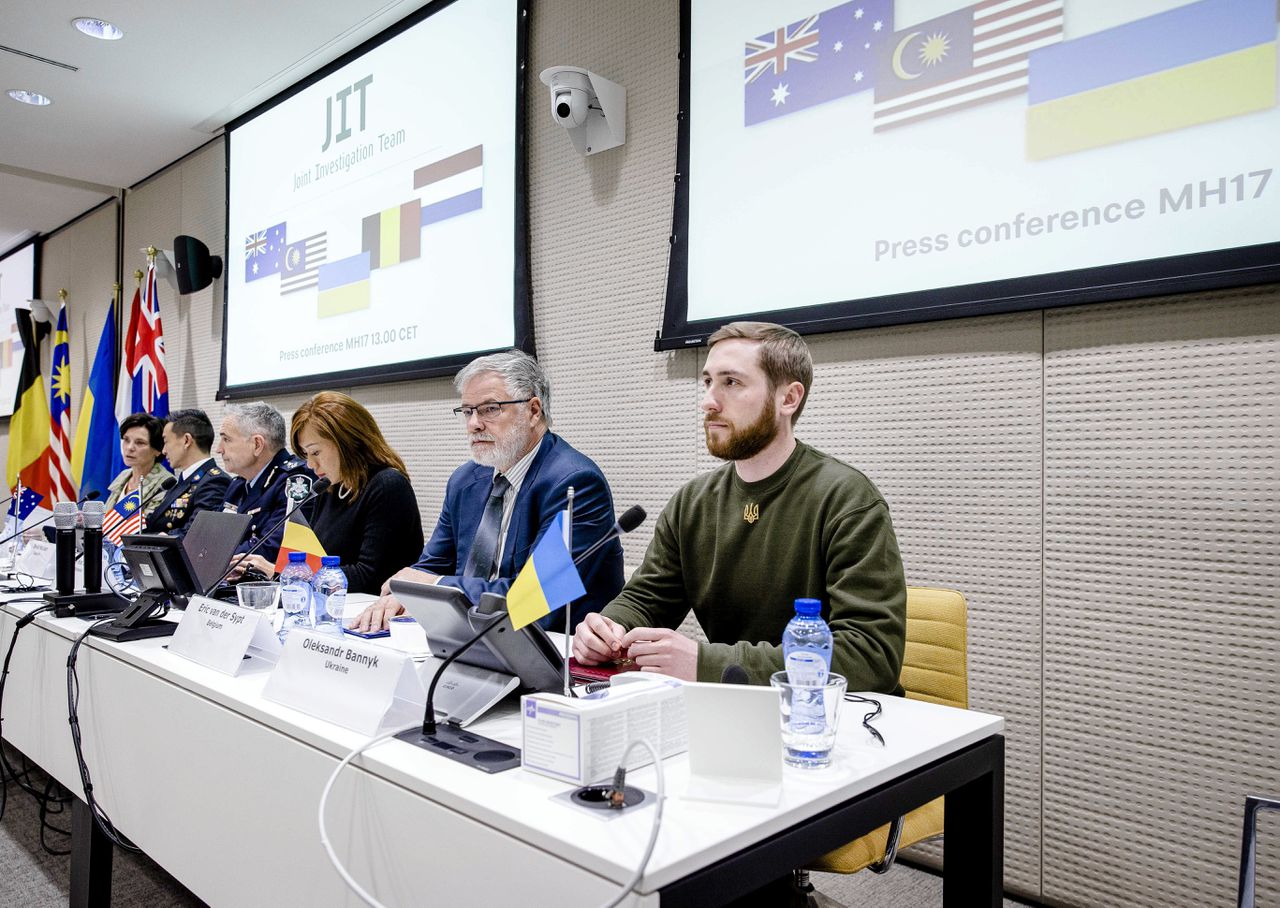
134, 269, 143, 285
146, 246, 157, 261
112, 282, 121, 303
58, 288, 68, 301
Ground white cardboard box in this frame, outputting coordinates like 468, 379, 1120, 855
520, 676, 688, 785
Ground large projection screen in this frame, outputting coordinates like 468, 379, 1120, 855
223, 0, 529, 397
0, 241, 38, 418
658, 0, 1280, 348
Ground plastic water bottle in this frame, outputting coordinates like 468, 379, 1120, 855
782, 598, 833, 748
278, 552, 314, 642
312, 556, 348, 637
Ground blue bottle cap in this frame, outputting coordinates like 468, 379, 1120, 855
321, 555, 341, 567
288, 551, 307, 562
794, 598, 821, 616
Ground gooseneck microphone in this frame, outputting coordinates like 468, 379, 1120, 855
199, 477, 331, 597
53, 502, 80, 595
0, 490, 101, 551
720, 664, 750, 685
573, 505, 646, 566
81, 501, 106, 594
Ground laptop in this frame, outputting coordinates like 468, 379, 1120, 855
182, 510, 253, 594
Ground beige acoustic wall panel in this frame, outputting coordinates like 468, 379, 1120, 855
528, 0, 698, 562
1042, 287, 1280, 907
796, 312, 1044, 895
173, 142, 226, 410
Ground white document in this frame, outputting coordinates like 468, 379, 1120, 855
169, 595, 282, 675
263, 630, 426, 735
681, 682, 783, 806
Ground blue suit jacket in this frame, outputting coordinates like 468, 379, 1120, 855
416, 431, 625, 630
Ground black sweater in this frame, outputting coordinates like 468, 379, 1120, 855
309, 465, 425, 594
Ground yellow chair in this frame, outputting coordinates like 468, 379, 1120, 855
805, 586, 969, 876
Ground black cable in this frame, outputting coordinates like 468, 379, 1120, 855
38, 776, 72, 855
66, 618, 142, 852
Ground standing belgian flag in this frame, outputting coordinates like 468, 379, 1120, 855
5, 307, 55, 503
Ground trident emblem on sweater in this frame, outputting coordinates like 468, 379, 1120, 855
743, 503, 759, 524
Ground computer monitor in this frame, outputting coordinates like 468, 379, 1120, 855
121, 534, 202, 601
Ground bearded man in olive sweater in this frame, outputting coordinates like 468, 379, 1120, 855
572, 321, 906, 692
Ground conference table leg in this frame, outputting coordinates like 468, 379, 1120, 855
70, 798, 113, 908
943, 735, 1004, 906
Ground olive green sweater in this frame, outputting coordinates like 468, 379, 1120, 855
604, 442, 906, 692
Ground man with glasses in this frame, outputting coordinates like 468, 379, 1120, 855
572, 322, 907, 693
348, 350, 625, 632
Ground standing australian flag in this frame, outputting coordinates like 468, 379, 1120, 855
744, 0, 893, 127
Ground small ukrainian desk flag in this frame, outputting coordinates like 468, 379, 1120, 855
506, 512, 585, 631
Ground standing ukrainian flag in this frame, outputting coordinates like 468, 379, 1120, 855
71, 300, 119, 499
48, 300, 75, 502
506, 512, 586, 631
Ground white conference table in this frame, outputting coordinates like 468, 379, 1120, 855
0, 594, 1004, 907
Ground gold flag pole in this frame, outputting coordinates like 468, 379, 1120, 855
113, 281, 121, 305
134, 269, 143, 287
145, 246, 157, 265
58, 289, 68, 302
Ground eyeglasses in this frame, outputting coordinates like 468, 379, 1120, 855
452, 399, 531, 421
843, 693, 886, 746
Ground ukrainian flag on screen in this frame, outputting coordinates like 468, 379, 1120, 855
1025, 0, 1277, 161
316, 252, 371, 318
506, 512, 586, 631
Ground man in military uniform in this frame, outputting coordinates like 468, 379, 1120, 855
216, 401, 315, 568
144, 409, 230, 538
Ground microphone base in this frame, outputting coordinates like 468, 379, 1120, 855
394, 722, 521, 774
87, 619, 177, 643
46, 590, 129, 619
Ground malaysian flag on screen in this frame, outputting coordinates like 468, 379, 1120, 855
872, 0, 1063, 132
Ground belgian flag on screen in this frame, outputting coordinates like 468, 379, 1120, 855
5, 307, 55, 501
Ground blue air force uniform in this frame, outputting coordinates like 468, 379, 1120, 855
221, 448, 316, 560
144, 458, 231, 539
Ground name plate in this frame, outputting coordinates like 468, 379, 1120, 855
170, 595, 282, 675
15, 539, 55, 580
262, 630, 426, 735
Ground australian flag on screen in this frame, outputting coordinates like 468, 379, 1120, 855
744, 0, 893, 127
244, 222, 286, 282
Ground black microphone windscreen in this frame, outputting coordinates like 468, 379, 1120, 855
720, 664, 750, 685
312, 477, 332, 494
160, 476, 178, 490
617, 505, 646, 534
82, 490, 102, 501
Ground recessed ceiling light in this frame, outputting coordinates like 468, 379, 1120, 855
7, 89, 52, 106
72, 17, 124, 40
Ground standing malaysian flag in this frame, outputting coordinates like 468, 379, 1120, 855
48, 301, 75, 502
102, 490, 142, 545
744, 0, 894, 127
871, 0, 1063, 132
116, 263, 169, 422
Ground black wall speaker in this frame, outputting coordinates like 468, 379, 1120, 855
172, 235, 224, 294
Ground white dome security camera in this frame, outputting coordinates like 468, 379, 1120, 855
546, 69, 592, 128
540, 66, 626, 156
